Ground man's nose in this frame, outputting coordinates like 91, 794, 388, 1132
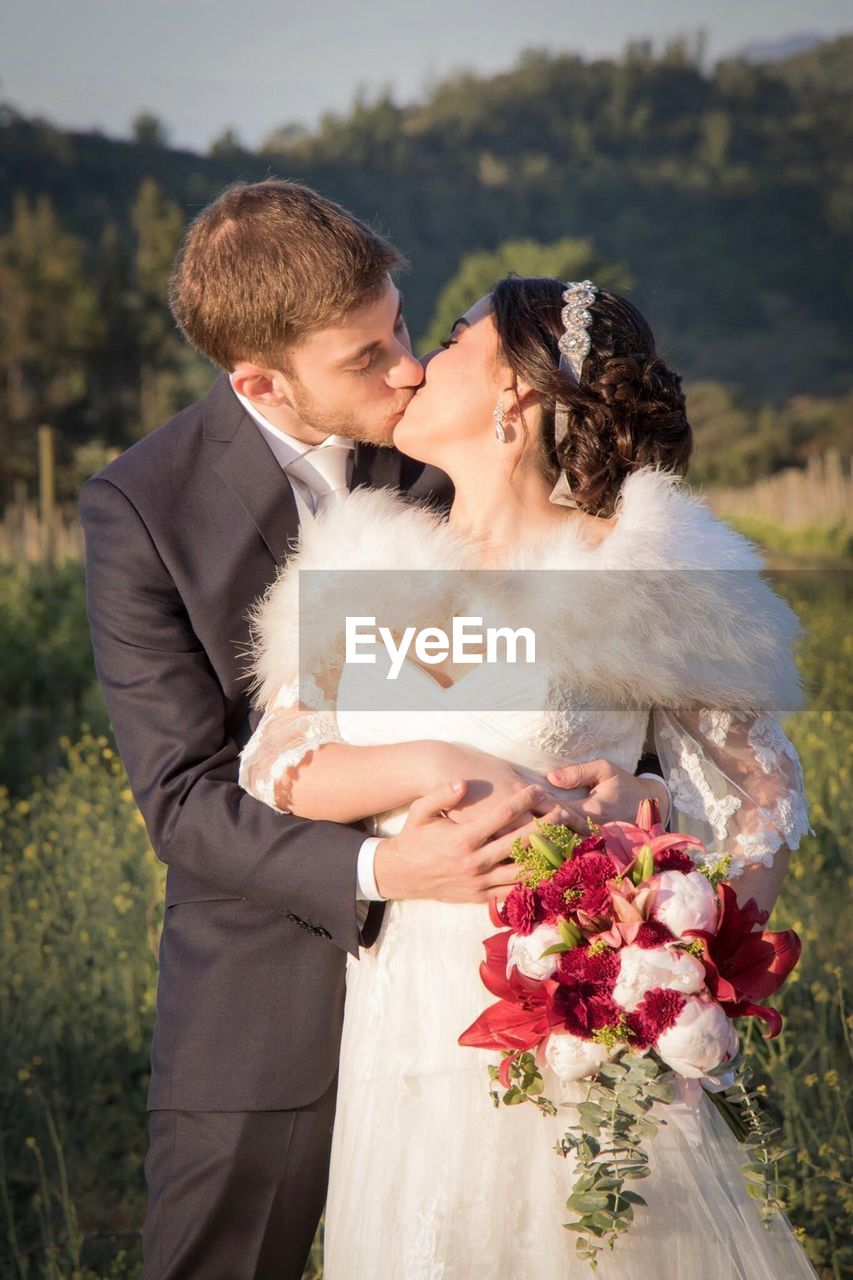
387, 350, 425, 390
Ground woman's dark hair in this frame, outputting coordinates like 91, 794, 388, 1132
490, 276, 692, 516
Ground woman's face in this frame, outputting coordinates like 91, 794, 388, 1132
392, 294, 506, 466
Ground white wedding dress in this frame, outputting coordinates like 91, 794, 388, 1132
239, 469, 817, 1279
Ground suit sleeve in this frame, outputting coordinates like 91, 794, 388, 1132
79, 474, 377, 956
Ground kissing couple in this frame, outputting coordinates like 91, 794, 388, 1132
80, 179, 814, 1279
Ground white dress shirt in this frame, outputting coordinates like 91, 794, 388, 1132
232, 383, 385, 905
232, 384, 671, 907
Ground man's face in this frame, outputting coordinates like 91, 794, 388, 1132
280, 279, 425, 446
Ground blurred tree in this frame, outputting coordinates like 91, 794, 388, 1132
88, 219, 140, 446
209, 127, 245, 158
420, 238, 632, 352
131, 178, 190, 433
131, 111, 169, 148
0, 194, 99, 486
260, 121, 310, 154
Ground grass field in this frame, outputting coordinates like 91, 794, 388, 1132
0, 552, 850, 1279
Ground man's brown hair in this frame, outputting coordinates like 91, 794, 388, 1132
168, 179, 407, 370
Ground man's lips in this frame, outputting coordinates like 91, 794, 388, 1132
390, 396, 415, 422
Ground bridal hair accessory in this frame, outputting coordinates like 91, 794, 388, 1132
493, 397, 507, 443
550, 279, 598, 508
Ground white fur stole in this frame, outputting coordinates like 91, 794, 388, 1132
246, 468, 804, 717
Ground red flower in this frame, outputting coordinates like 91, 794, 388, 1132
574, 833, 608, 856
549, 946, 622, 1038
600, 812, 704, 878
458, 931, 553, 1052
540, 852, 619, 922
634, 919, 676, 948
684, 884, 801, 1039
625, 987, 686, 1049
557, 945, 620, 990
653, 848, 696, 874
634, 795, 665, 835
499, 884, 542, 936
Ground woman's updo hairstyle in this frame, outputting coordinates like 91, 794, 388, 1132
490, 275, 692, 517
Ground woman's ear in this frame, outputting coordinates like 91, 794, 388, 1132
501, 377, 543, 421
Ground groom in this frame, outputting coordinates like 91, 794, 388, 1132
80, 179, 670, 1280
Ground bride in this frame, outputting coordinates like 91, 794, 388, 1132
238, 277, 816, 1278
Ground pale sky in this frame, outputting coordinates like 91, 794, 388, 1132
3, 0, 851, 153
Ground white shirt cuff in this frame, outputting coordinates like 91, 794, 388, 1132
638, 772, 672, 827
356, 836, 386, 902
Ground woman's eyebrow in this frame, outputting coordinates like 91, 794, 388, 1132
450, 316, 471, 334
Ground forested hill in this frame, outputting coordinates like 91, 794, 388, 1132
0, 36, 851, 482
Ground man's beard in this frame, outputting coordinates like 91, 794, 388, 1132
288, 383, 409, 447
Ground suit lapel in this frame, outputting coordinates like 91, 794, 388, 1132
206, 375, 300, 565
204, 373, 446, 562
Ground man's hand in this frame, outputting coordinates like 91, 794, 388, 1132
544, 758, 670, 830
374, 780, 568, 903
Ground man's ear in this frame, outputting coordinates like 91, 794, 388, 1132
230, 361, 297, 409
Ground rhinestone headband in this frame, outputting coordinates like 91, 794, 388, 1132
550, 278, 598, 508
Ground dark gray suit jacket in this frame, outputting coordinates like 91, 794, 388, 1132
79, 373, 455, 1111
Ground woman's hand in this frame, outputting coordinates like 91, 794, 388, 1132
545, 758, 671, 829
426, 743, 575, 834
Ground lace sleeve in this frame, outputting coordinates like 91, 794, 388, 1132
651, 706, 813, 877
238, 667, 344, 814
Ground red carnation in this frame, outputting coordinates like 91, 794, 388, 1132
634, 986, 687, 1041
635, 919, 676, 948
551, 945, 621, 1039
624, 1009, 652, 1050
587, 994, 627, 1032
551, 986, 623, 1040
653, 848, 695, 873
572, 852, 619, 887
574, 833, 607, 857
558, 943, 620, 990
540, 851, 619, 923
499, 884, 541, 936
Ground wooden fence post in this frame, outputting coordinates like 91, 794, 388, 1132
38, 424, 56, 568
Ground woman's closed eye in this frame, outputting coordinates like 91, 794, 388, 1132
438, 337, 458, 350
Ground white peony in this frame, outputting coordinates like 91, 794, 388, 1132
611, 943, 706, 1011
647, 869, 718, 939
656, 993, 739, 1078
544, 1031, 613, 1084
506, 922, 564, 981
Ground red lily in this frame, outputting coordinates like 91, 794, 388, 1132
684, 883, 801, 1038
458, 930, 555, 1054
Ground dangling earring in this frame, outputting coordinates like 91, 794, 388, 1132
492, 398, 507, 443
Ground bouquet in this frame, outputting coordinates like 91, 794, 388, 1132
458, 798, 801, 1268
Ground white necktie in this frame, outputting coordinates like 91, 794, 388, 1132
283, 442, 352, 516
